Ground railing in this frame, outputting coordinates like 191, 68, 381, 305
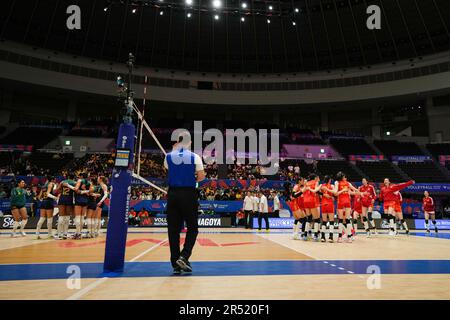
1, 48, 449, 91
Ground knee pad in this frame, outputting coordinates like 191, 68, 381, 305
307, 215, 313, 222
368, 212, 373, 220
401, 219, 405, 224
314, 218, 321, 224
353, 219, 358, 224
425, 219, 429, 224
346, 219, 351, 225
362, 216, 368, 222
432, 220, 436, 225
338, 219, 343, 224
294, 219, 299, 225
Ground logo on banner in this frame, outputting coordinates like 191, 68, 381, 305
2, 216, 14, 228
380, 220, 390, 229
121, 136, 128, 148
198, 218, 221, 226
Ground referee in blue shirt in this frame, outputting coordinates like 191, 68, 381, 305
164, 133, 205, 274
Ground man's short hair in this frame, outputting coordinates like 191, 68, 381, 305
177, 131, 191, 147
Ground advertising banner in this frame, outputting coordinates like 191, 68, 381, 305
402, 183, 450, 193
3, 175, 450, 194
0, 216, 108, 229
391, 155, 432, 162
280, 144, 337, 159
130, 199, 290, 213
439, 155, 450, 166
138, 216, 232, 227
413, 219, 450, 230
0, 145, 33, 152
251, 218, 418, 230
349, 155, 384, 161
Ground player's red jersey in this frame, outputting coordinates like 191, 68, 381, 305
352, 195, 362, 213
359, 184, 376, 207
289, 198, 299, 212
379, 181, 414, 209
337, 180, 351, 209
290, 184, 302, 212
423, 196, 435, 212
297, 194, 305, 210
394, 192, 402, 213
321, 183, 335, 214
303, 180, 318, 209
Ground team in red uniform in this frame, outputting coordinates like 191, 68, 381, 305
358, 178, 378, 236
393, 191, 409, 235
320, 176, 336, 242
291, 178, 306, 240
334, 172, 360, 242
286, 173, 424, 242
303, 174, 322, 241
351, 194, 362, 236
379, 179, 414, 236
423, 191, 438, 233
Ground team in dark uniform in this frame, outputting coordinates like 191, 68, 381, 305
73, 173, 90, 239
36, 176, 58, 239
10, 180, 28, 237
56, 173, 76, 239
94, 176, 110, 237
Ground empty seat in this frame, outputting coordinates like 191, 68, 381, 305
374, 140, 424, 156
316, 160, 362, 181
329, 138, 377, 157
426, 143, 450, 158
397, 161, 450, 183
356, 160, 405, 182
0, 127, 61, 149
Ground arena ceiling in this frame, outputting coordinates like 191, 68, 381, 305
1, 0, 450, 74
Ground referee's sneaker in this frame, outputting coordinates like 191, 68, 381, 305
164, 134, 205, 274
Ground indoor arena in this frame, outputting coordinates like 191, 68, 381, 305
0, 0, 450, 305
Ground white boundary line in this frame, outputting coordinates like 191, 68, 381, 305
66, 277, 109, 300
129, 238, 168, 262
255, 233, 361, 277
65, 238, 168, 300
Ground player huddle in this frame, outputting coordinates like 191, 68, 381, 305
9, 173, 110, 240
288, 172, 438, 243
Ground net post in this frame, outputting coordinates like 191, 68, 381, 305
103, 53, 136, 274
103, 120, 135, 273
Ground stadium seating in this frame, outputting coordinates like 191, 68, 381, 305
397, 161, 450, 183
0, 127, 62, 149
316, 160, 362, 181
374, 140, 424, 156
329, 138, 377, 157
426, 143, 450, 158
355, 160, 406, 182
27, 152, 74, 175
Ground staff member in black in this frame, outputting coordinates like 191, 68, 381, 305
164, 134, 205, 274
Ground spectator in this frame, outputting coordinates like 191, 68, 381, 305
128, 208, 138, 226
